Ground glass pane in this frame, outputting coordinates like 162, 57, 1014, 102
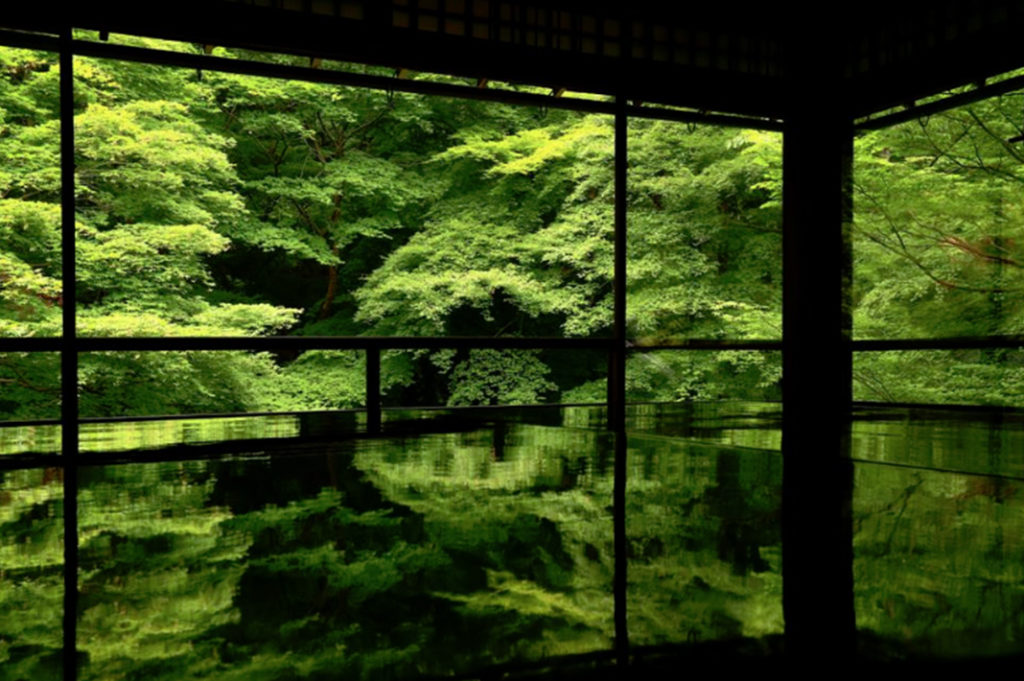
0, 467, 64, 680
853, 84, 1024, 340
78, 414, 305, 454
626, 119, 782, 344
78, 425, 613, 679
382, 348, 608, 408
627, 402, 781, 451
852, 404, 1024, 478
73, 55, 305, 340
0, 350, 60, 423
0, 422, 61, 456
855, 461, 1024, 659
78, 350, 366, 418
626, 350, 782, 403
627, 436, 782, 646
73, 52, 612, 345
0, 45, 61, 338
0, 351, 61, 458
853, 349, 1024, 407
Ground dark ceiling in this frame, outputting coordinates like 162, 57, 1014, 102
3, 0, 1024, 120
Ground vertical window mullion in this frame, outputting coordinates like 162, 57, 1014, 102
612, 94, 628, 665
59, 26, 79, 681
366, 346, 381, 433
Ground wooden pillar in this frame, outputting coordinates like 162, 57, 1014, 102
60, 27, 81, 681
365, 347, 381, 434
781, 104, 856, 660
611, 95, 629, 665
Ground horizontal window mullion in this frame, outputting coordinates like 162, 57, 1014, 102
74, 336, 615, 351
0, 338, 63, 351
630, 337, 1024, 352
854, 399, 1024, 413
629, 339, 782, 351
852, 336, 1024, 351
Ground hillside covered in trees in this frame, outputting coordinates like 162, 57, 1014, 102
0, 36, 1021, 418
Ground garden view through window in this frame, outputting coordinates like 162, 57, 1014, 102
1, 29, 1023, 681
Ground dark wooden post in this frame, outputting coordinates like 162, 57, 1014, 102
781, 99, 856, 660
611, 95, 629, 666
60, 26, 81, 681
365, 346, 381, 434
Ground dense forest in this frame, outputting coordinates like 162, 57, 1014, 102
1, 35, 1023, 419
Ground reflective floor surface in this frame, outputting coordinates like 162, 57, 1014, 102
1, 402, 1021, 679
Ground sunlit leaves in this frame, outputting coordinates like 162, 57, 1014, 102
1, 37, 792, 414
626, 122, 781, 346
75, 101, 242, 228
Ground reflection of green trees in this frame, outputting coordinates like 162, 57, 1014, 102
356, 426, 617, 662
77, 461, 247, 680
0, 415, 302, 456
0, 468, 63, 681
855, 464, 1024, 657
626, 436, 783, 644
0, 422, 785, 679
4, 417, 1024, 677
851, 417, 1024, 657
60, 426, 612, 679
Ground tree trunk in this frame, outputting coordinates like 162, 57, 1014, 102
318, 263, 338, 320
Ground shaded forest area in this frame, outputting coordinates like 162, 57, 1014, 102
1, 36, 1022, 418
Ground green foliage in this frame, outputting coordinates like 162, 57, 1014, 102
11, 37, 1024, 413
854, 459, 1024, 657
0, 54, 62, 337
0, 468, 63, 679
852, 91, 1024, 404
0, 41, 793, 417
625, 351, 781, 403
0, 352, 59, 419
447, 349, 556, 406
251, 350, 365, 411
626, 124, 782, 343
354, 114, 612, 338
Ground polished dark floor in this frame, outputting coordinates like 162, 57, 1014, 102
1, 402, 1021, 679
